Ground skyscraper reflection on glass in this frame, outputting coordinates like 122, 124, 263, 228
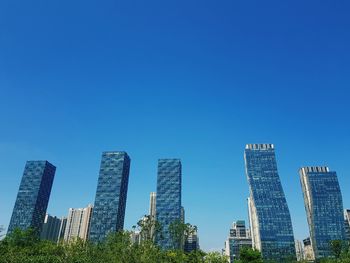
8, 161, 56, 236
89, 151, 131, 243
156, 159, 182, 250
245, 144, 296, 262
300, 167, 345, 259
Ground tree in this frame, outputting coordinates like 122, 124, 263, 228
238, 247, 263, 263
137, 215, 162, 242
169, 220, 197, 250
330, 240, 343, 260
204, 252, 228, 263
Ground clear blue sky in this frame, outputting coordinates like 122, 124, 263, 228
0, 0, 349, 251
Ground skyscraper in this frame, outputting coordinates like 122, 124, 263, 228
40, 214, 61, 242
149, 192, 156, 218
64, 204, 93, 242
244, 144, 296, 262
224, 220, 252, 263
8, 161, 56, 235
300, 166, 345, 259
89, 151, 131, 243
156, 159, 182, 250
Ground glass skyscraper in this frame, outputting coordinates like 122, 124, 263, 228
245, 144, 296, 262
89, 151, 131, 243
8, 161, 56, 235
300, 166, 345, 259
156, 159, 182, 250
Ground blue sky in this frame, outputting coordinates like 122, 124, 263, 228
0, 0, 349, 251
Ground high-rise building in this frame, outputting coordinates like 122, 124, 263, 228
64, 204, 93, 242
300, 167, 346, 259
57, 216, 67, 242
303, 237, 315, 261
40, 214, 61, 242
224, 220, 252, 263
156, 159, 182, 250
295, 240, 304, 261
245, 144, 296, 262
149, 192, 156, 218
345, 209, 350, 241
184, 229, 199, 253
8, 161, 56, 235
89, 151, 131, 242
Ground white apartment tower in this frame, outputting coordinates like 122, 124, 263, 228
64, 204, 93, 242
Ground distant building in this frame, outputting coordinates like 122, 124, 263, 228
156, 159, 182, 250
345, 209, 350, 241
40, 214, 61, 242
64, 204, 93, 242
130, 230, 141, 245
149, 192, 156, 218
224, 220, 252, 263
245, 144, 296, 261
181, 206, 185, 224
295, 240, 304, 261
8, 161, 56, 236
89, 151, 131, 243
303, 238, 315, 261
57, 217, 67, 242
300, 167, 345, 259
184, 230, 199, 253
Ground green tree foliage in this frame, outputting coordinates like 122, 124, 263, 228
2, 229, 349, 263
237, 247, 263, 263
169, 220, 197, 250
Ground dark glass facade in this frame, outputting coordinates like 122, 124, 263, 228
300, 167, 345, 259
8, 161, 56, 235
156, 159, 182, 250
245, 144, 296, 262
89, 151, 131, 243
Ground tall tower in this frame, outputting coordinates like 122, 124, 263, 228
156, 159, 182, 250
89, 151, 131, 242
8, 161, 56, 236
149, 192, 156, 218
300, 166, 345, 259
244, 144, 296, 262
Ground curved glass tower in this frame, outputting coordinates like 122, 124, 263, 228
245, 144, 295, 262
300, 166, 345, 259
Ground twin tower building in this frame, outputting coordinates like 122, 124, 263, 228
8, 152, 181, 250
8, 145, 347, 262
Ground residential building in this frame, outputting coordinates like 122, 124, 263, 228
300, 167, 345, 259
185, 230, 199, 253
245, 144, 296, 262
303, 238, 315, 261
40, 214, 61, 242
224, 220, 252, 263
295, 240, 304, 261
8, 161, 56, 236
57, 217, 67, 242
89, 151, 131, 242
64, 204, 93, 242
345, 209, 350, 241
156, 159, 182, 250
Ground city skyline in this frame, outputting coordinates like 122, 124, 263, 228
1, 0, 350, 252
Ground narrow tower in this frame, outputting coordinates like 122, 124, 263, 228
89, 151, 131, 242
